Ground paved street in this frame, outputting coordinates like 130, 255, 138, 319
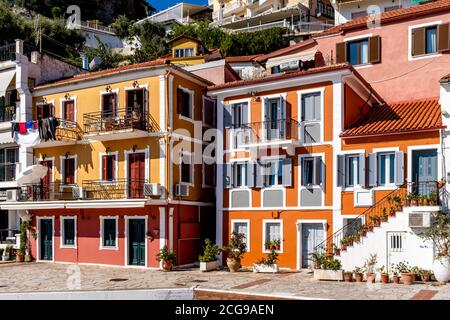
0, 263, 449, 300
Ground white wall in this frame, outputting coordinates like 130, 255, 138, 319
440, 83, 450, 197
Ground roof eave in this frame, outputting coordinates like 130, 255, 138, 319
340, 126, 445, 139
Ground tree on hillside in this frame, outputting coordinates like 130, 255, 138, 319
131, 21, 167, 63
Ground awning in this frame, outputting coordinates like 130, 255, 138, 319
0, 131, 15, 145
0, 69, 16, 97
266, 50, 316, 69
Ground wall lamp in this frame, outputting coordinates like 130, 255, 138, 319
105, 85, 112, 92
132, 144, 138, 152
132, 80, 139, 88
64, 93, 71, 100
65, 152, 70, 159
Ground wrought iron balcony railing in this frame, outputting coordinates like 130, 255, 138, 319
233, 118, 299, 146
0, 105, 16, 122
82, 179, 148, 200
19, 182, 76, 201
83, 109, 159, 135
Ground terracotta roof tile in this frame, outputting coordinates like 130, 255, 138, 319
315, 0, 450, 37
35, 59, 170, 89
225, 55, 261, 63
341, 97, 444, 138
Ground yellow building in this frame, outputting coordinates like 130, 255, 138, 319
4, 59, 217, 268
167, 35, 222, 66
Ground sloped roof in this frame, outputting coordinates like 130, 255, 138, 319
341, 97, 444, 138
225, 55, 261, 63
254, 39, 317, 63
315, 0, 450, 37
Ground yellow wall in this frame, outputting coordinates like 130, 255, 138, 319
171, 38, 206, 66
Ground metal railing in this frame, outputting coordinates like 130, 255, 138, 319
235, 118, 299, 145
49, 118, 80, 142
231, 20, 290, 33
83, 108, 158, 135
0, 105, 16, 122
0, 229, 19, 244
295, 21, 334, 34
82, 179, 148, 200
0, 42, 36, 62
19, 182, 75, 201
0, 163, 19, 182
223, 0, 245, 15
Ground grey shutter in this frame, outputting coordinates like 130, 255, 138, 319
368, 153, 377, 187
255, 162, 264, 188
359, 153, 366, 187
314, 157, 322, 186
303, 94, 314, 121
337, 155, 345, 187
314, 93, 321, 120
242, 102, 249, 125
223, 164, 233, 189
246, 161, 254, 187
282, 158, 292, 187
224, 104, 232, 129
395, 151, 404, 186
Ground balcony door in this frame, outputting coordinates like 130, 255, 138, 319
39, 160, 53, 200
102, 93, 116, 117
264, 97, 285, 140
128, 153, 145, 199
412, 149, 437, 196
126, 89, 145, 128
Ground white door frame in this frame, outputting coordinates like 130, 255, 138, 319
124, 215, 148, 268
296, 219, 327, 270
36, 216, 55, 263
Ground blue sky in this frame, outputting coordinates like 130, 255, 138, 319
150, 0, 208, 12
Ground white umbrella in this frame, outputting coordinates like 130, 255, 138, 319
16, 164, 48, 187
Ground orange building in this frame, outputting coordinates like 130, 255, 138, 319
208, 64, 444, 270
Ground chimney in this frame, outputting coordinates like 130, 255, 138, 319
15, 39, 24, 55
80, 53, 89, 70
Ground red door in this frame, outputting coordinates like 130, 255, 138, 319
128, 153, 145, 198
39, 160, 52, 200
63, 100, 75, 122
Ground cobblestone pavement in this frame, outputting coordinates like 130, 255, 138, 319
0, 263, 449, 300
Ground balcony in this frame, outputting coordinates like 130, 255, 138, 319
83, 109, 158, 141
0, 42, 35, 63
35, 118, 80, 148
82, 179, 148, 200
223, 0, 246, 16
231, 19, 291, 33
18, 182, 77, 202
0, 105, 16, 123
233, 118, 300, 148
316, 2, 335, 20
295, 21, 335, 35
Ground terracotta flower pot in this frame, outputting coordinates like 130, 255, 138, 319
355, 273, 363, 282
227, 257, 241, 272
359, 230, 367, 237
401, 273, 415, 285
381, 215, 388, 222
373, 220, 381, 227
390, 209, 396, 217
366, 273, 376, 283
421, 274, 431, 282
343, 273, 353, 282
16, 255, 24, 263
334, 249, 340, 256
380, 274, 389, 284
161, 259, 173, 271
340, 245, 347, 251
393, 275, 400, 284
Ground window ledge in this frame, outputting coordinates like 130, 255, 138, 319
178, 115, 195, 123
409, 52, 442, 61
60, 245, 77, 249
99, 246, 118, 251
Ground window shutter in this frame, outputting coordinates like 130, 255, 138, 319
314, 93, 321, 121
223, 163, 233, 188
224, 104, 232, 129
394, 151, 404, 186
368, 36, 381, 64
242, 102, 249, 125
359, 153, 366, 187
177, 89, 184, 114
336, 42, 347, 63
255, 162, 265, 188
438, 23, 450, 52
314, 157, 322, 186
282, 158, 292, 187
246, 162, 254, 187
412, 27, 425, 56
368, 153, 377, 187
102, 155, 107, 180
337, 155, 345, 187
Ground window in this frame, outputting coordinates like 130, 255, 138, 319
126, 89, 145, 115
174, 48, 194, 58
232, 103, 246, 128
102, 154, 116, 181
36, 103, 54, 120
271, 66, 281, 74
301, 92, 321, 144
301, 156, 323, 186
378, 153, 395, 186
411, 24, 450, 57
346, 155, 360, 187
264, 159, 283, 187
177, 88, 193, 119
0, 148, 18, 182
234, 162, 247, 187
62, 100, 75, 122
203, 163, 215, 187
224, 161, 253, 188
61, 217, 76, 247
202, 97, 216, 127
384, 5, 401, 12
62, 157, 75, 185
425, 26, 437, 54
343, 218, 362, 238
263, 221, 282, 252
351, 10, 367, 19
180, 153, 192, 184
348, 39, 369, 65
101, 218, 117, 248
232, 220, 249, 251
102, 93, 116, 116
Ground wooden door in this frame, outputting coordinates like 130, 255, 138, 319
40, 219, 53, 261
128, 153, 145, 198
40, 160, 52, 200
128, 219, 145, 266
63, 100, 75, 122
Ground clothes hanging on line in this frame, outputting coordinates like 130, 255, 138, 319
26, 120, 34, 129
14, 128, 41, 148
11, 122, 19, 138
19, 122, 27, 134
38, 117, 59, 141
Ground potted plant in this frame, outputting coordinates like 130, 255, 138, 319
393, 195, 403, 211
332, 243, 340, 256
419, 269, 432, 282
309, 251, 326, 269
353, 267, 365, 282
411, 266, 421, 281
390, 263, 400, 284
358, 225, 368, 237
156, 245, 176, 271
370, 215, 381, 227
313, 257, 343, 281
381, 208, 389, 222
340, 237, 351, 251
397, 261, 414, 285
421, 195, 429, 206
222, 231, 247, 272
420, 212, 450, 283
378, 265, 389, 284
2, 245, 12, 261
429, 191, 438, 206
253, 240, 280, 273
16, 249, 25, 262
408, 192, 419, 206
199, 239, 221, 272
343, 271, 353, 282
364, 253, 378, 283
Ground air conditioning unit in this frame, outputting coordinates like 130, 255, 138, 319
72, 187, 84, 200
174, 184, 189, 197
408, 212, 431, 228
6, 189, 18, 202
144, 183, 162, 197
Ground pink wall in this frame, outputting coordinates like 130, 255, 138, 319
315, 12, 450, 102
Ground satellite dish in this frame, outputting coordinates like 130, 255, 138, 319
89, 56, 102, 70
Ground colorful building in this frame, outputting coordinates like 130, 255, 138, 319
1, 60, 216, 268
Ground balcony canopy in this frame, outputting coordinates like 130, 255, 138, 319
0, 68, 15, 98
